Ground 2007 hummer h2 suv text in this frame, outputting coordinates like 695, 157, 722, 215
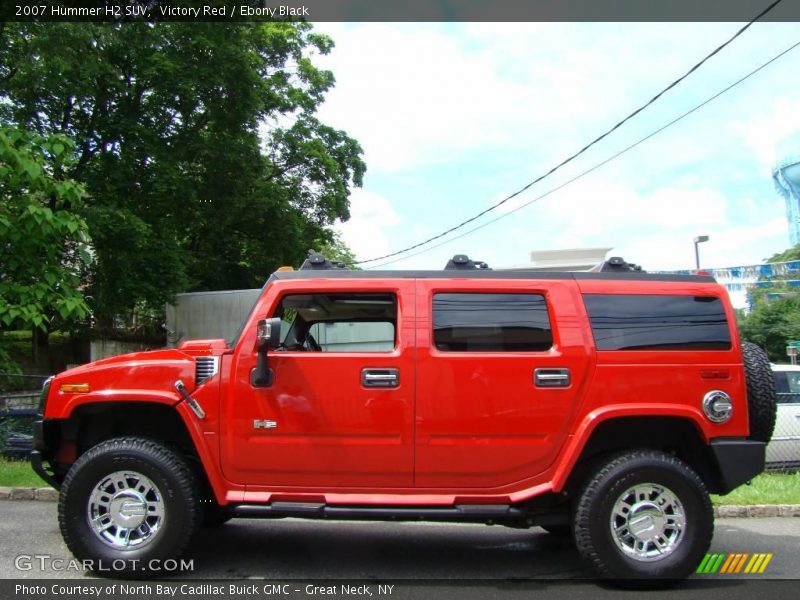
32, 254, 776, 582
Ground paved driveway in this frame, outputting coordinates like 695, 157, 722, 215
1, 502, 797, 599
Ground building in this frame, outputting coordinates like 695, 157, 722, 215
503, 247, 612, 272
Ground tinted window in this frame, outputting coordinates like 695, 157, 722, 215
276, 293, 396, 352
433, 293, 552, 352
773, 370, 800, 405
583, 294, 731, 351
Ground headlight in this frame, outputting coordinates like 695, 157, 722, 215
38, 376, 54, 415
702, 390, 733, 424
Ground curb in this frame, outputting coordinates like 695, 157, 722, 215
0, 487, 58, 501
1, 487, 799, 517
714, 504, 800, 518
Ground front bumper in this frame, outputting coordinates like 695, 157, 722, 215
710, 438, 765, 494
31, 420, 61, 490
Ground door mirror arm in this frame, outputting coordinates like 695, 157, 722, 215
252, 318, 281, 387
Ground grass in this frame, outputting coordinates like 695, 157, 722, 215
711, 472, 800, 505
0, 458, 48, 487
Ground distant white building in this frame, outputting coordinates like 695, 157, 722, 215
664, 261, 800, 312
503, 247, 613, 272
501, 248, 800, 312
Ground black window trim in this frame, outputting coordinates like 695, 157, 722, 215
583, 293, 732, 352
274, 291, 400, 354
431, 291, 555, 354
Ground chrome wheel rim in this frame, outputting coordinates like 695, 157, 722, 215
609, 483, 686, 562
87, 470, 165, 550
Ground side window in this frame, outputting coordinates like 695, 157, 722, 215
773, 371, 800, 405
275, 293, 396, 352
583, 294, 732, 351
432, 293, 553, 352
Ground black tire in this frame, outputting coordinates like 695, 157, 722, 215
573, 450, 713, 584
58, 437, 201, 576
742, 341, 777, 443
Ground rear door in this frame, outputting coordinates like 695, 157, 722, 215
414, 278, 592, 488
222, 278, 415, 487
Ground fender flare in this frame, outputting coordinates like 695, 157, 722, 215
551, 404, 710, 492
53, 393, 234, 505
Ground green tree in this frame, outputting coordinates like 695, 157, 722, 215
1, 22, 364, 336
314, 230, 360, 269
739, 241, 800, 361
739, 288, 800, 362
767, 243, 800, 263
0, 125, 92, 364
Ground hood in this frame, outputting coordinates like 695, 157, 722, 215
43, 346, 223, 419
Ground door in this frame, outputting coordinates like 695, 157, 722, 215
222, 279, 415, 487
414, 279, 592, 489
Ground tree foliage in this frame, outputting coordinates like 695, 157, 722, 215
314, 230, 360, 269
0, 22, 365, 336
739, 290, 800, 362
738, 244, 800, 362
0, 125, 91, 336
767, 243, 800, 263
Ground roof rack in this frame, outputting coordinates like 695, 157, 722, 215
299, 250, 347, 271
597, 256, 644, 273
444, 254, 490, 270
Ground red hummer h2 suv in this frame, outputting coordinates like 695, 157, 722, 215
33, 254, 776, 581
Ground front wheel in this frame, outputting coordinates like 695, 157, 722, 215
573, 450, 713, 583
58, 437, 201, 576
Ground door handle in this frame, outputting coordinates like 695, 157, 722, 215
362, 368, 399, 388
534, 368, 571, 388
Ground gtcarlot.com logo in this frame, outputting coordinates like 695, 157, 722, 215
15, 554, 194, 573
696, 552, 774, 575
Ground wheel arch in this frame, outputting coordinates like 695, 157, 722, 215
46, 401, 229, 504
554, 413, 729, 495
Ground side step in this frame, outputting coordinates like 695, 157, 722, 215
230, 502, 527, 523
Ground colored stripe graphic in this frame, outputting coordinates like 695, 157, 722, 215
734, 553, 750, 573
720, 554, 736, 574
697, 552, 772, 575
699, 554, 726, 574
696, 554, 713, 573
758, 554, 773, 573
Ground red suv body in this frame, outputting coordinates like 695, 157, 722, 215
33, 265, 775, 582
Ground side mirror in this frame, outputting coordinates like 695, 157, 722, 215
252, 318, 281, 387
256, 318, 282, 351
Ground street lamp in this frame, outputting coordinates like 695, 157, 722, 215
693, 235, 709, 269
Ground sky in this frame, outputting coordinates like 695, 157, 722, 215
309, 22, 800, 272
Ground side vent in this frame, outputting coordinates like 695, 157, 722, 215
195, 356, 219, 385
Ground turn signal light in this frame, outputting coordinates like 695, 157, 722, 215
276, 266, 294, 271
59, 383, 91, 394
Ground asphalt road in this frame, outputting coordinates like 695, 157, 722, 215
1, 502, 797, 599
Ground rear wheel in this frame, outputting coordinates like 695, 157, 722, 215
573, 450, 713, 584
58, 437, 200, 576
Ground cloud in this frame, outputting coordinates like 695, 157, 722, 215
335, 189, 402, 261
310, 22, 800, 272
314, 22, 776, 173
737, 100, 800, 174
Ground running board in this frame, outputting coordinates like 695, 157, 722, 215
230, 502, 528, 523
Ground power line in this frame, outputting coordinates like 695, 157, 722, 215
367, 38, 800, 269
355, 0, 786, 265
